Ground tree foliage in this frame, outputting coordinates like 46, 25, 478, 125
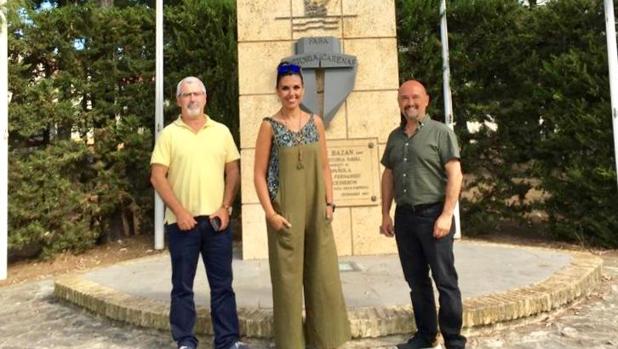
7, 0, 237, 258
397, 0, 617, 246
163, 0, 238, 140
532, 0, 617, 246
7, 0, 617, 258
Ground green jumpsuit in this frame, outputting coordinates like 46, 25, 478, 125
265, 116, 351, 348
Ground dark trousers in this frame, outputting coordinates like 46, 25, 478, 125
167, 216, 239, 349
394, 203, 466, 349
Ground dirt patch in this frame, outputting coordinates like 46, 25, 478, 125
0, 216, 246, 287
0, 234, 164, 287
464, 219, 612, 254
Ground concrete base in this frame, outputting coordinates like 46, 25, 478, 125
53, 241, 602, 338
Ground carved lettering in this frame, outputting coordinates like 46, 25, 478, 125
308, 37, 330, 45
331, 149, 354, 156
327, 139, 380, 207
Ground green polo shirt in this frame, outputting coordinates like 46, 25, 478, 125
381, 116, 460, 207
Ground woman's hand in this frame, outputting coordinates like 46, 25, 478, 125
267, 213, 292, 231
325, 205, 333, 221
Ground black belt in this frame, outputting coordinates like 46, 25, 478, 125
399, 202, 442, 213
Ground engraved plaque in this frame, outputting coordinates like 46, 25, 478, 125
328, 138, 380, 207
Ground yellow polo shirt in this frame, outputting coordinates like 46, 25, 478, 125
150, 115, 240, 224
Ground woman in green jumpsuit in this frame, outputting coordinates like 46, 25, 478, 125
253, 62, 351, 348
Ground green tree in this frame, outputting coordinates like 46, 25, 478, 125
163, 0, 238, 141
397, 0, 617, 246
397, 0, 539, 232
8, 3, 156, 257
7, 0, 240, 258
531, 0, 617, 246
7, 0, 616, 258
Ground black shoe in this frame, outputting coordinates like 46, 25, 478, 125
396, 334, 441, 349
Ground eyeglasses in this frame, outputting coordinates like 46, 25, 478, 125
179, 91, 205, 98
277, 63, 302, 75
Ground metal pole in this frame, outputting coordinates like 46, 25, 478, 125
605, 0, 618, 188
440, 0, 462, 238
1, 0, 9, 280
154, 0, 164, 250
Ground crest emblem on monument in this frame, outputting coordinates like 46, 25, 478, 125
276, 1, 358, 126
304, 0, 329, 17
282, 38, 357, 127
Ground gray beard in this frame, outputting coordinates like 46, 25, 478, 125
186, 107, 202, 117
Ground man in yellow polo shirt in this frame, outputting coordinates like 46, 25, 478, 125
150, 76, 249, 349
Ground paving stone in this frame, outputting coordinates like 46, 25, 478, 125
0, 252, 616, 348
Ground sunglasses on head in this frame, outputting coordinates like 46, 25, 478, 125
277, 63, 302, 75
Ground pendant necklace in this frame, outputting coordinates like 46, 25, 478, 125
283, 111, 304, 170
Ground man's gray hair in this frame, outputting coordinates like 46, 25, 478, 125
176, 76, 207, 97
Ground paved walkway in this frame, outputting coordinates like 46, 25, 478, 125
82, 241, 573, 308
53, 241, 602, 338
0, 242, 614, 349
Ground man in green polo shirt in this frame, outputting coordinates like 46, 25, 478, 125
380, 80, 466, 349
150, 77, 250, 349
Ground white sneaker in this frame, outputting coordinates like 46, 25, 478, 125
229, 341, 251, 349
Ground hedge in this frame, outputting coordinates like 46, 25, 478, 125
6, 0, 617, 258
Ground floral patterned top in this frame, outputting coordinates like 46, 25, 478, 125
265, 114, 319, 200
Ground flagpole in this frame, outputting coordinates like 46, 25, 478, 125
440, 0, 462, 238
154, 0, 164, 250
605, 0, 618, 188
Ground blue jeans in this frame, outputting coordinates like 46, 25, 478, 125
167, 216, 239, 349
394, 203, 466, 349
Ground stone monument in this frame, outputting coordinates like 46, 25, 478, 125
237, 0, 400, 259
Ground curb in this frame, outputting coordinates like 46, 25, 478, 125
54, 247, 603, 338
